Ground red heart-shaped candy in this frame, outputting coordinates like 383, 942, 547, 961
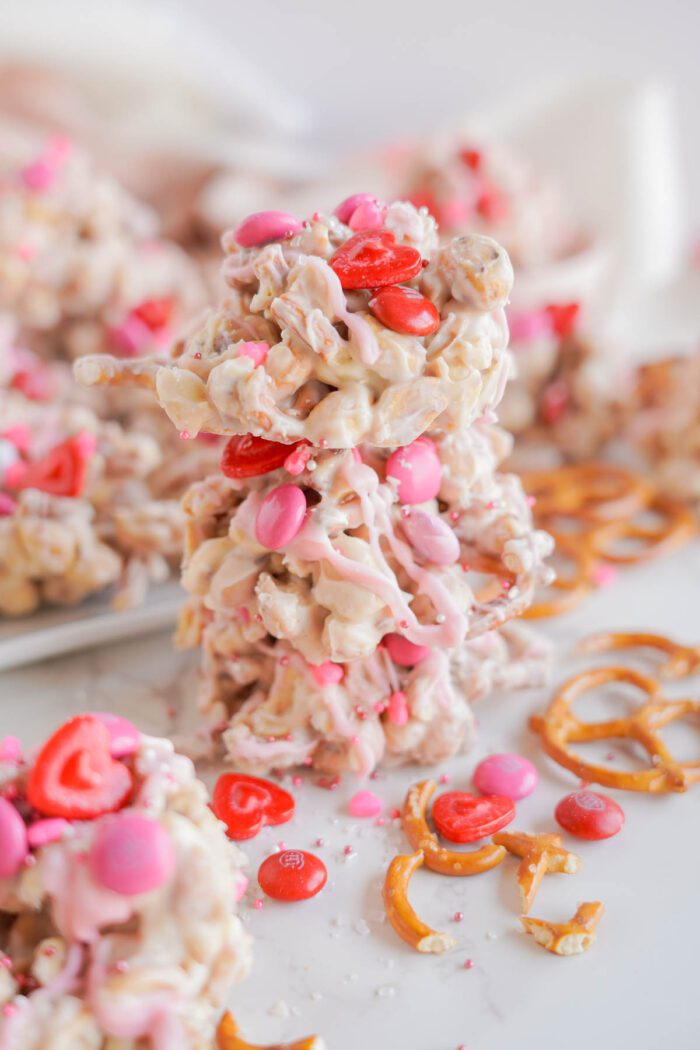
329, 229, 423, 290
6, 433, 96, 498
432, 791, 515, 843
212, 773, 295, 841
27, 715, 133, 820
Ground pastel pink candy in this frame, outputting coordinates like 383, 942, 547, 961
309, 661, 345, 687
27, 818, 70, 848
238, 341, 269, 367
0, 736, 22, 763
109, 317, 151, 357
348, 200, 384, 231
386, 438, 442, 504
383, 634, 430, 667
233, 211, 303, 248
88, 713, 140, 758
89, 813, 176, 896
387, 690, 409, 725
334, 193, 381, 224
439, 196, 471, 228
255, 484, 307, 549
508, 310, 552, 343
473, 753, 538, 801
0, 797, 28, 877
20, 159, 57, 192
403, 509, 459, 565
348, 790, 383, 818
0, 494, 17, 516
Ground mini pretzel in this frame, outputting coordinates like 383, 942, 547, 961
491, 830, 580, 914
382, 850, 456, 954
519, 463, 652, 523
523, 533, 597, 619
402, 780, 506, 876
587, 494, 694, 565
578, 630, 700, 679
217, 1013, 325, 1050
530, 665, 700, 792
521, 902, 604, 956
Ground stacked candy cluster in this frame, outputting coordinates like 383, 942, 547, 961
77, 196, 553, 775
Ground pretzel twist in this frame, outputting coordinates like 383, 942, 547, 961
402, 780, 506, 876
577, 631, 700, 679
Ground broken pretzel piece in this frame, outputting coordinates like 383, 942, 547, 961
217, 1012, 326, 1050
521, 901, 604, 956
382, 849, 456, 954
492, 830, 580, 914
402, 780, 506, 876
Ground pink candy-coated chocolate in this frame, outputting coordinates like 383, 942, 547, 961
383, 635, 430, 667
386, 437, 442, 504
233, 211, 303, 248
348, 200, 384, 231
20, 159, 57, 193
309, 661, 345, 687
108, 317, 151, 357
238, 341, 269, 368
0, 736, 22, 763
89, 812, 176, 896
255, 484, 307, 550
334, 193, 381, 225
348, 790, 383, 818
402, 509, 460, 565
0, 493, 17, 516
27, 817, 70, 849
0, 797, 28, 877
386, 690, 409, 725
473, 753, 538, 801
88, 713, 141, 758
507, 309, 552, 343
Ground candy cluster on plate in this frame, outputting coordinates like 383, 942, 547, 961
0, 714, 251, 1048
0, 140, 224, 615
77, 196, 553, 774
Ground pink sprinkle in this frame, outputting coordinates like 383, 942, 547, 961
527, 495, 537, 507
42, 945, 56, 957
292, 776, 303, 787
0, 737, 22, 763
348, 790, 383, 819
0, 956, 12, 969
23, 855, 36, 868
237, 341, 269, 367
194, 351, 202, 360
374, 816, 385, 827
461, 562, 471, 572
453, 911, 464, 922
315, 837, 325, 847
20, 158, 58, 192
15, 241, 37, 261
439, 773, 450, 784
277, 840, 287, 851
27, 818, 69, 848
354, 706, 367, 721
463, 959, 474, 970
233, 873, 249, 902
252, 898, 264, 910
284, 442, 312, 476
593, 564, 618, 588
303, 756, 314, 767
179, 430, 191, 441
390, 807, 401, 820
319, 438, 328, 449
450, 511, 460, 522
343, 845, 355, 856
280, 656, 290, 667
2, 1004, 18, 1018
350, 734, 360, 745
486, 500, 498, 510
237, 606, 250, 625
605, 752, 616, 761
374, 700, 387, 714
387, 691, 409, 726
113, 960, 129, 974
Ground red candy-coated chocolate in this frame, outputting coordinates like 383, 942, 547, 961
212, 773, 295, 841
369, 285, 440, 336
258, 849, 327, 902
545, 302, 581, 339
5, 433, 96, 498
221, 434, 304, 479
26, 716, 133, 820
459, 148, 483, 171
432, 791, 515, 843
329, 230, 422, 290
131, 297, 173, 331
554, 790, 624, 840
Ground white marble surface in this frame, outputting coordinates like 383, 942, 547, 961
2, 547, 700, 1049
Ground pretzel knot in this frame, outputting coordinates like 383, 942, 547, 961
578, 631, 700, 679
530, 665, 700, 793
518, 463, 652, 523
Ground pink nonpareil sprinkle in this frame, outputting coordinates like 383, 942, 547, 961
0, 736, 22, 763
439, 773, 450, 785
292, 776, 303, 787
343, 845, 355, 856
237, 606, 250, 625
15, 241, 37, 261
453, 911, 464, 922
252, 898, 264, 910
593, 564, 619, 588
179, 431, 191, 441
315, 837, 325, 847
390, 807, 401, 820
373, 816, 385, 827
348, 790, 383, 819
113, 960, 129, 974
463, 959, 474, 970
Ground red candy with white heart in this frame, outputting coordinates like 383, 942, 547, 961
212, 773, 295, 841
369, 285, 440, 336
329, 229, 423, 290
258, 849, 327, 902
555, 790, 624, 840
26, 715, 133, 820
432, 791, 515, 843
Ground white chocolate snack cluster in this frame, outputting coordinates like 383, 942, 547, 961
75, 200, 514, 448
0, 136, 205, 362
0, 715, 251, 1049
